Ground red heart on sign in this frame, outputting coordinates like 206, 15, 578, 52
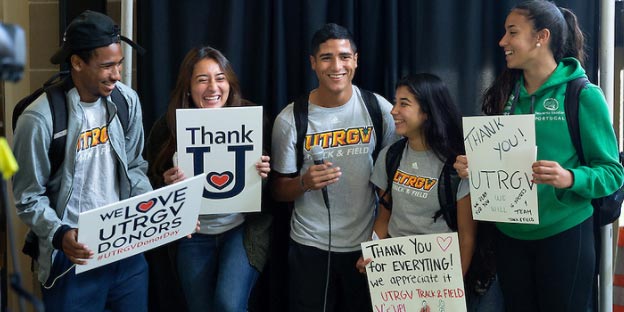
136, 198, 157, 213
436, 236, 453, 252
207, 171, 234, 190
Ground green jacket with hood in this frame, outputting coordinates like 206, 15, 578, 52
497, 57, 624, 240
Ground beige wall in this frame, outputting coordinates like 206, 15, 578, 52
1, 1, 130, 311
3, 1, 37, 311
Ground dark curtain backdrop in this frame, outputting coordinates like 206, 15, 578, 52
135, 1, 598, 311
136, 0, 598, 134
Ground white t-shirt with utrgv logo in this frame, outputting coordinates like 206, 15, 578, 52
65, 99, 120, 225
272, 86, 396, 252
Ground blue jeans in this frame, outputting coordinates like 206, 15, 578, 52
177, 224, 259, 311
42, 253, 147, 312
465, 276, 504, 312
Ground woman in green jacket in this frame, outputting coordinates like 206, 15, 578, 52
454, 1, 623, 311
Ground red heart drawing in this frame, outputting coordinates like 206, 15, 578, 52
136, 198, 157, 213
207, 171, 234, 190
436, 236, 452, 252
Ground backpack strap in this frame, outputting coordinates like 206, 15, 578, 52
111, 87, 130, 132
294, 94, 309, 172
436, 160, 460, 231
360, 89, 384, 162
564, 77, 590, 164
381, 138, 408, 209
45, 76, 73, 177
12, 72, 69, 132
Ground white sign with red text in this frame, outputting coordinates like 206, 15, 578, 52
362, 233, 466, 312
176, 106, 262, 214
76, 174, 205, 273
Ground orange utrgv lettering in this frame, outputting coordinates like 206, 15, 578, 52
304, 126, 374, 151
393, 170, 437, 191
76, 126, 110, 151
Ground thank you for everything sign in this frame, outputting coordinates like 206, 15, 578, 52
362, 233, 466, 312
176, 106, 263, 214
76, 174, 205, 273
462, 115, 538, 224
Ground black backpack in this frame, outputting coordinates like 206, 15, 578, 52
381, 137, 460, 230
563, 77, 624, 226
12, 72, 130, 177
293, 89, 384, 172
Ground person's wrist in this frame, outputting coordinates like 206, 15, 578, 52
52, 225, 72, 250
299, 175, 311, 192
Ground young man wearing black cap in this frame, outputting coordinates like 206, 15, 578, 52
12, 10, 152, 311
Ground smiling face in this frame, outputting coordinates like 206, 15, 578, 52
391, 86, 428, 139
190, 58, 230, 109
499, 10, 542, 70
71, 43, 123, 103
310, 39, 358, 96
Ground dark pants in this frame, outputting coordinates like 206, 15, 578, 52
42, 253, 148, 312
496, 217, 595, 312
288, 240, 372, 312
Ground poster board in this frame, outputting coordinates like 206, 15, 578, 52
462, 115, 538, 224
361, 233, 466, 312
77, 174, 205, 273
176, 106, 263, 214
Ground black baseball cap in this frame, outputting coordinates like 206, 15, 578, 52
50, 10, 145, 64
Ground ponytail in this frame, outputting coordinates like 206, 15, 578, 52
559, 7, 586, 67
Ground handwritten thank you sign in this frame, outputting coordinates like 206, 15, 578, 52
361, 233, 466, 312
462, 115, 538, 224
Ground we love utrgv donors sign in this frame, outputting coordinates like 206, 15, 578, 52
176, 106, 263, 214
77, 174, 206, 273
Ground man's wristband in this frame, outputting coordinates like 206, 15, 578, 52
52, 225, 72, 250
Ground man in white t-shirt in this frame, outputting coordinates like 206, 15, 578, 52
271, 23, 396, 312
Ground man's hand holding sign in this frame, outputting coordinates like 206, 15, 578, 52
77, 174, 206, 273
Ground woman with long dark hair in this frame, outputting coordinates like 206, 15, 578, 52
357, 73, 475, 276
454, 1, 623, 310
145, 46, 271, 311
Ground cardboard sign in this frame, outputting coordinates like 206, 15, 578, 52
76, 174, 205, 273
362, 233, 466, 312
176, 106, 263, 214
462, 115, 538, 224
